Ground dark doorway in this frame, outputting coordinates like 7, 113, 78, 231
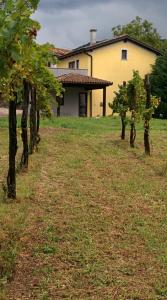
79, 93, 87, 117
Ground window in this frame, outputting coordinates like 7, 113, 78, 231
69, 61, 75, 69
76, 60, 80, 69
121, 49, 128, 60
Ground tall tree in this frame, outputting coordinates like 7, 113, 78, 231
150, 51, 167, 118
112, 16, 162, 50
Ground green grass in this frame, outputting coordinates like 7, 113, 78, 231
1, 115, 167, 132
1, 116, 167, 299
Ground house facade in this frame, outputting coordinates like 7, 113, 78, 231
53, 31, 161, 117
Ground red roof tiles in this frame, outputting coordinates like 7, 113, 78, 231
57, 73, 113, 87
52, 47, 71, 58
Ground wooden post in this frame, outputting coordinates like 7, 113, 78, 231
129, 84, 137, 148
121, 81, 127, 140
144, 74, 151, 156
145, 75, 151, 109
7, 97, 17, 199
29, 86, 37, 154
103, 87, 106, 117
20, 80, 29, 170
90, 91, 92, 117
37, 110, 40, 133
36, 109, 41, 145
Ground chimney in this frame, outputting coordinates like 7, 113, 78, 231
90, 29, 97, 45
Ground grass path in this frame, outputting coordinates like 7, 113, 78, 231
1, 118, 167, 299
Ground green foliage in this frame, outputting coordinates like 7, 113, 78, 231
161, 39, 167, 52
143, 96, 159, 121
0, 0, 63, 113
0, 0, 40, 76
127, 70, 146, 122
110, 71, 158, 136
109, 83, 128, 116
110, 71, 148, 120
112, 16, 162, 50
26, 43, 63, 114
150, 50, 167, 103
150, 50, 167, 118
153, 101, 167, 119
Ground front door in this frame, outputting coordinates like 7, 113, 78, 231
79, 93, 87, 117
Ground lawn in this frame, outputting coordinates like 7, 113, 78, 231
0, 116, 167, 299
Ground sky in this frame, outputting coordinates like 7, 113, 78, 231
34, 0, 167, 50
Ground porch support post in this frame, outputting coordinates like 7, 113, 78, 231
90, 91, 92, 117
103, 87, 106, 117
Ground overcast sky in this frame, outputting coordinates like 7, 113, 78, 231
33, 0, 167, 49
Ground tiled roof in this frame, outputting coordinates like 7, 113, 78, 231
72, 39, 108, 51
59, 35, 161, 59
57, 73, 113, 87
52, 47, 71, 57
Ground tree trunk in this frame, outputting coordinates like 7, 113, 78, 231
57, 104, 60, 117
144, 75, 151, 156
7, 98, 17, 199
36, 109, 41, 144
144, 120, 150, 155
29, 86, 37, 154
20, 80, 29, 170
121, 112, 126, 140
130, 122, 136, 148
37, 110, 40, 133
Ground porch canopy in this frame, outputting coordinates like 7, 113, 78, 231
57, 73, 113, 116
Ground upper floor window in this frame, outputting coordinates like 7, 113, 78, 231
69, 61, 75, 69
121, 49, 128, 60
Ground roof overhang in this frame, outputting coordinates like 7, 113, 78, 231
57, 73, 113, 90
59, 35, 161, 60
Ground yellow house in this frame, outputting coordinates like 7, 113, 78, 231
53, 31, 160, 117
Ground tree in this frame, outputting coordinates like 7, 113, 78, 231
150, 51, 167, 118
143, 75, 159, 155
109, 81, 128, 140
25, 43, 62, 154
0, 0, 41, 198
112, 16, 162, 50
127, 70, 146, 148
0, 0, 63, 198
110, 71, 158, 153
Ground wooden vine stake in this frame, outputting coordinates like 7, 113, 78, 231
20, 80, 30, 170
144, 74, 151, 156
7, 96, 17, 199
29, 86, 37, 154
